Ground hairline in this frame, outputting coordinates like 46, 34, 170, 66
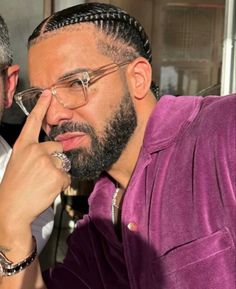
28, 22, 139, 63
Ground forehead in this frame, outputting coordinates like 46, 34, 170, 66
28, 24, 110, 86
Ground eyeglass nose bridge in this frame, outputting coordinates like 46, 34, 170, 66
51, 87, 56, 96
81, 71, 90, 101
50, 86, 67, 108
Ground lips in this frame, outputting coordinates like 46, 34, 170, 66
55, 132, 88, 151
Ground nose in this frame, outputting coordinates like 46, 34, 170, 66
44, 90, 73, 127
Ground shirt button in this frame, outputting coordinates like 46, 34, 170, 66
127, 222, 138, 231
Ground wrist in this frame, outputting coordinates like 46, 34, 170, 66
0, 224, 33, 262
0, 236, 37, 276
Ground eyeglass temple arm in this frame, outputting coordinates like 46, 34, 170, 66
88, 61, 130, 84
14, 98, 30, 116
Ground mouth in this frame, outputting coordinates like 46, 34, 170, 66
54, 132, 88, 151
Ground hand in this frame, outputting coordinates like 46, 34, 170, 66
0, 92, 71, 228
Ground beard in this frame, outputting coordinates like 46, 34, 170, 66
49, 91, 137, 180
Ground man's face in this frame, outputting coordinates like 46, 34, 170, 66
28, 24, 137, 179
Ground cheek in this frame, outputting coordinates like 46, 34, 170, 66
84, 86, 124, 133
89, 85, 123, 113
84, 102, 112, 125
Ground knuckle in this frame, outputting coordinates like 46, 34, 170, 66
50, 166, 63, 179
35, 154, 50, 169
28, 143, 43, 158
12, 138, 23, 150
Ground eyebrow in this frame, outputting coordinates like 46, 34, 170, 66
28, 66, 90, 90
57, 67, 89, 81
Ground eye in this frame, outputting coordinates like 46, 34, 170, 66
66, 77, 83, 89
68, 78, 83, 88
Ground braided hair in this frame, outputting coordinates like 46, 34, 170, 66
28, 3, 158, 97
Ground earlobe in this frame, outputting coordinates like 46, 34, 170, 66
126, 57, 152, 100
4, 64, 19, 108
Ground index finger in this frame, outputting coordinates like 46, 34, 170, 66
17, 92, 52, 144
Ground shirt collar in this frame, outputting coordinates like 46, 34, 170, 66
143, 95, 203, 152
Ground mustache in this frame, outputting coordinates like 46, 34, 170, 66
48, 121, 95, 140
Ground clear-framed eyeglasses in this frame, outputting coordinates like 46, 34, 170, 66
14, 61, 130, 116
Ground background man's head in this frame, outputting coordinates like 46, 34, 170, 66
0, 15, 19, 121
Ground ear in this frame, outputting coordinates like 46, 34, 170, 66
125, 57, 152, 100
4, 64, 19, 108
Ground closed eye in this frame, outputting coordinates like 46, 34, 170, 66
63, 77, 83, 89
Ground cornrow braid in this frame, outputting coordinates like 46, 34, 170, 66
28, 3, 159, 98
29, 3, 151, 61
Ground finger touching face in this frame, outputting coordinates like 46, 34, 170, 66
17, 91, 52, 145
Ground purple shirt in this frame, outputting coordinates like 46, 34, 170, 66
44, 94, 236, 289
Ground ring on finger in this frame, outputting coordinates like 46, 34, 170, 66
51, 152, 71, 173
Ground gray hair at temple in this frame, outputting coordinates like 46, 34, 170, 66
28, 2, 159, 97
0, 15, 13, 67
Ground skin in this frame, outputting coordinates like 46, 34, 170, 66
0, 64, 19, 120
0, 23, 156, 288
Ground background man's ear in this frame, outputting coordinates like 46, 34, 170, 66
4, 64, 19, 108
126, 57, 152, 100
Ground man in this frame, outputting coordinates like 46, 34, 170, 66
0, 15, 54, 254
0, 3, 235, 289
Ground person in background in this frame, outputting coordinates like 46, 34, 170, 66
0, 15, 54, 254
0, 3, 235, 289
